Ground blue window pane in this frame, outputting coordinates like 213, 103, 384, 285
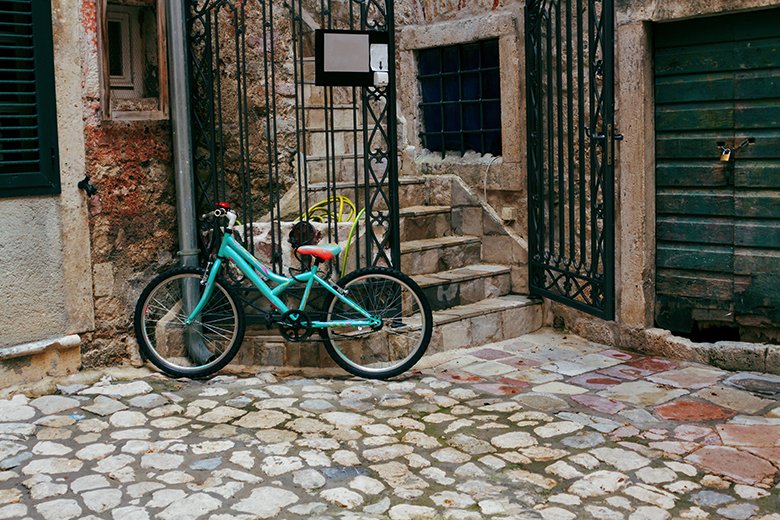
422, 105, 442, 133
483, 100, 501, 130
481, 40, 499, 68
425, 134, 443, 152
418, 48, 440, 75
443, 104, 460, 131
442, 46, 459, 73
461, 43, 481, 71
442, 77, 459, 102
461, 72, 480, 100
462, 102, 480, 132
420, 77, 441, 103
464, 131, 482, 153
482, 71, 500, 99
417, 39, 501, 156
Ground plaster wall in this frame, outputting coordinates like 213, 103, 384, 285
0, 0, 94, 348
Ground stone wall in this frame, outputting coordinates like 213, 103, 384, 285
78, 0, 177, 368
395, 0, 527, 238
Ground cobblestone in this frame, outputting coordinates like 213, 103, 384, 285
0, 329, 778, 518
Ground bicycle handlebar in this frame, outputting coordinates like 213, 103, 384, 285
201, 208, 238, 230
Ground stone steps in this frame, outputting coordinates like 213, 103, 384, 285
400, 235, 481, 275
412, 264, 511, 311
429, 295, 543, 354
399, 205, 452, 241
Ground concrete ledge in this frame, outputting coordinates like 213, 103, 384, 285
0, 335, 82, 389
551, 303, 780, 375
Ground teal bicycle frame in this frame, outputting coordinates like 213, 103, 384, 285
184, 232, 381, 330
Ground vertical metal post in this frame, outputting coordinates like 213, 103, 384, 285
168, 0, 211, 363
167, 0, 198, 268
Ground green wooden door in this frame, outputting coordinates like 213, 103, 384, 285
654, 8, 780, 336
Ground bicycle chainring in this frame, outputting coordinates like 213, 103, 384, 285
278, 310, 314, 342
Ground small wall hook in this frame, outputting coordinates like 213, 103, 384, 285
78, 176, 98, 197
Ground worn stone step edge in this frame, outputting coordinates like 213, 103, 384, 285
400, 205, 451, 218
305, 176, 426, 192
412, 264, 510, 289
433, 294, 541, 326
400, 235, 481, 254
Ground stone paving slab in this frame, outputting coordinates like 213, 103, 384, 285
0, 328, 778, 519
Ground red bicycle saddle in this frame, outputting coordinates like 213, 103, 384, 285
296, 244, 342, 261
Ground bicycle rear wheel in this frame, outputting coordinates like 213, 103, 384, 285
134, 267, 245, 379
322, 267, 432, 380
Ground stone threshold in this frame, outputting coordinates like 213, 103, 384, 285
0, 335, 82, 390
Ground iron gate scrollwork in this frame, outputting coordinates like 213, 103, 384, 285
525, 0, 617, 319
186, 0, 400, 318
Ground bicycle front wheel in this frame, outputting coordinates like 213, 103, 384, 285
134, 267, 245, 379
322, 267, 432, 380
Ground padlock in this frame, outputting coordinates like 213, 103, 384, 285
720, 148, 732, 162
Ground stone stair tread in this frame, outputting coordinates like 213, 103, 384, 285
304, 154, 362, 162
306, 176, 426, 192
400, 205, 450, 217
412, 264, 510, 288
305, 127, 364, 133
401, 235, 481, 253
433, 295, 540, 325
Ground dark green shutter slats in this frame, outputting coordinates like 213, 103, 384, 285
0, 0, 60, 197
654, 7, 780, 332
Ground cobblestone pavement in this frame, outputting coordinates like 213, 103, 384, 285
1, 330, 779, 520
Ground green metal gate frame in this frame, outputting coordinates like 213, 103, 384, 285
525, 0, 618, 320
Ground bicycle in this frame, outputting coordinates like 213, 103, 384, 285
133, 202, 432, 380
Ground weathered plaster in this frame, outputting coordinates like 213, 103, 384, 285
0, 0, 94, 349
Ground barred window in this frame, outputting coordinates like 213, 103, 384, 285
417, 39, 502, 157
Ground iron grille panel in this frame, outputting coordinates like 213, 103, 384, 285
186, 0, 400, 321
525, 0, 615, 319
417, 39, 502, 157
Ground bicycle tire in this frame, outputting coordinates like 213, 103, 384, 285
321, 267, 432, 380
134, 267, 246, 379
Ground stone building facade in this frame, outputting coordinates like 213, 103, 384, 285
1, 0, 778, 386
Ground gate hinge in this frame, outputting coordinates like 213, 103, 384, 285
607, 124, 624, 166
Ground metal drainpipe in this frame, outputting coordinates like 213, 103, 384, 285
167, 0, 199, 268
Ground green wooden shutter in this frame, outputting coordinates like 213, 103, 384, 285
0, 0, 60, 198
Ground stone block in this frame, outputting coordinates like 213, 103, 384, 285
440, 242, 481, 272
459, 278, 486, 305
440, 319, 472, 351
450, 179, 473, 207
710, 341, 768, 373
451, 206, 483, 236
401, 248, 439, 275
510, 266, 528, 294
481, 235, 513, 264
300, 343, 320, 367
93, 263, 114, 298
471, 313, 503, 346
426, 176, 453, 206
766, 345, 780, 375
0, 336, 81, 389
284, 342, 301, 368
427, 327, 446, 354
485, 273, 511, 299
261, 343, 285, 367
502, 305, 543, 340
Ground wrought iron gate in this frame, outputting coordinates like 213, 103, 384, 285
525, 0, 617, 319
186, 0, 399, 287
